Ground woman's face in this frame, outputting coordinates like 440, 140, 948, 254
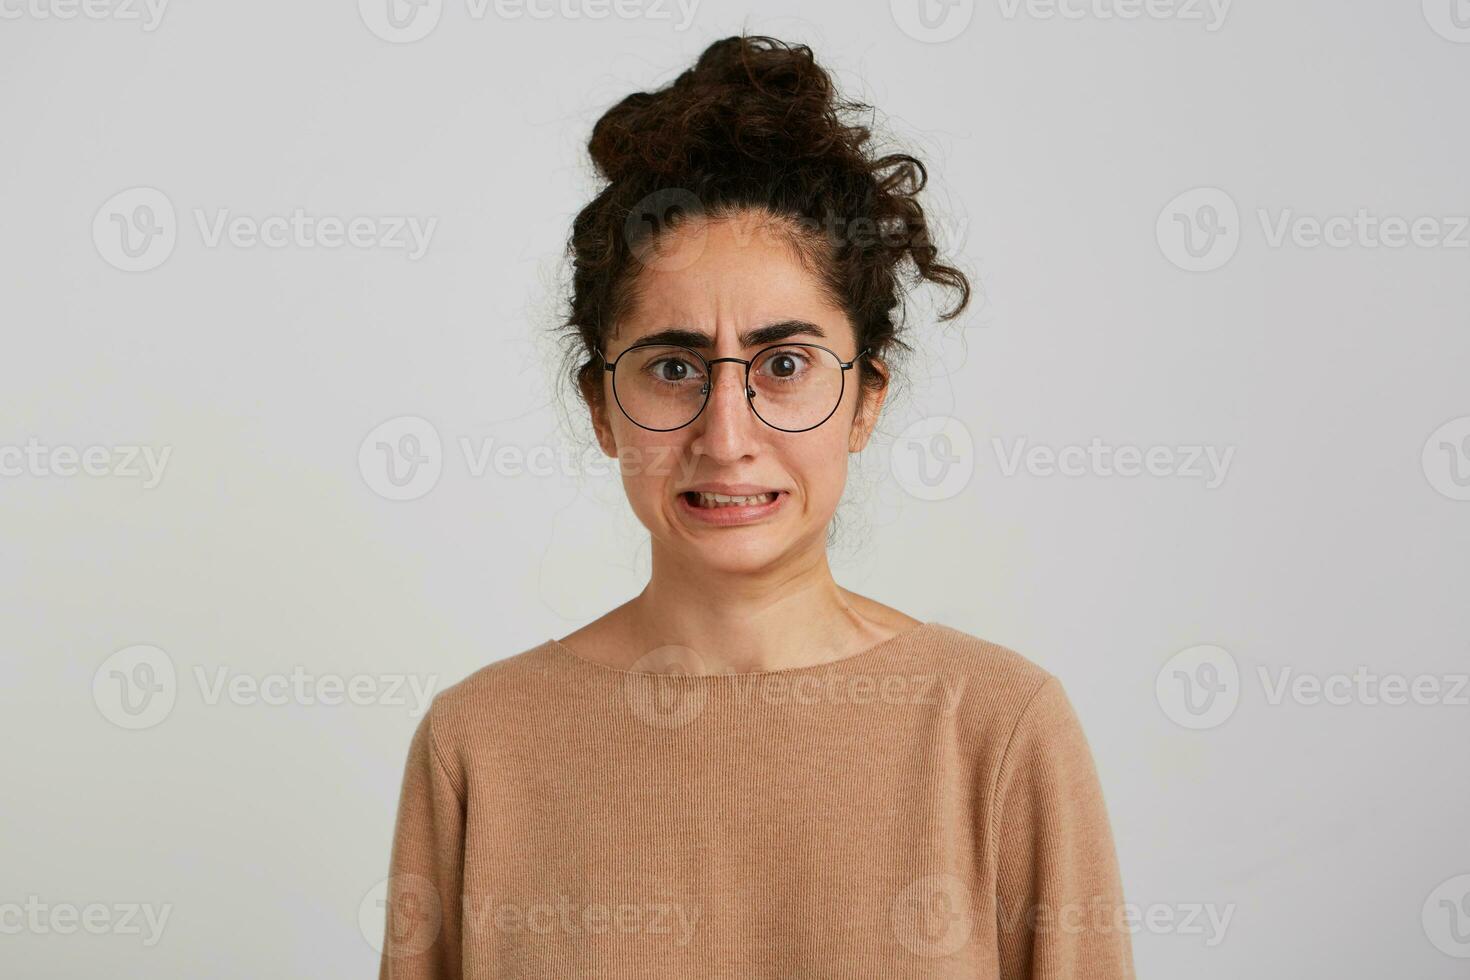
591, 210, 888, 573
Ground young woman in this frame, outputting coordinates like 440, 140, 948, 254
379, 34, 1134, 980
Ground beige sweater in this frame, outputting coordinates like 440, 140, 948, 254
378, 621, 1135, 979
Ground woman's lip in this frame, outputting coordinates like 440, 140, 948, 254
682, 486, 783, 495
677, 490, 786, 526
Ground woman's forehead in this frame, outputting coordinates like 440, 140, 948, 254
628, 221, 841, 325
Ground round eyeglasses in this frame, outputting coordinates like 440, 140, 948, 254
598, 342, 869, 433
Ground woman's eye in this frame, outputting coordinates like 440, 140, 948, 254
651, 358, 700, 382
761, 351, 810, 379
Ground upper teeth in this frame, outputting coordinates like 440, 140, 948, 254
695, 491, 776, 507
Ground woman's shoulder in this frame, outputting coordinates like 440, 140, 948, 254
906, 622, 1074, 735
914, 622, 1055, 693
415, 639, 563, 735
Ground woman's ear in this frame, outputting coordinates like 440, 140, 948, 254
580, 369, 618, 458
847, 355, 890, 453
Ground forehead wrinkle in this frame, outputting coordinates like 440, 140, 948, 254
610, 211, 847, 349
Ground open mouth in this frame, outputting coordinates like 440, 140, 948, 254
682, 490, 781, 509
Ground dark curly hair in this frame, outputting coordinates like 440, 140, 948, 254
561, 33, 972, 419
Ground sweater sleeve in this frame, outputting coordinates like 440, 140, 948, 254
378, 704, 466, 980
990, 676, 1135, 980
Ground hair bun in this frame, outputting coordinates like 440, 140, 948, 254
587, 35, 863, 185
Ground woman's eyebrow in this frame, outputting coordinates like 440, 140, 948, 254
630, 320, 828, 350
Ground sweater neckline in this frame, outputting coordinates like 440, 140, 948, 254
545, 620, 938, 678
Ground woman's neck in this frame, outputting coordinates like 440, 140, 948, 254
589, 549, 916, 674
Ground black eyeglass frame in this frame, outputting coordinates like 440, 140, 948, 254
597, 342, 870, 433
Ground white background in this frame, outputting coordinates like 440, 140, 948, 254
3, 0, 1468, 976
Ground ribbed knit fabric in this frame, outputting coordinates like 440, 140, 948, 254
377, 621, 1135, 979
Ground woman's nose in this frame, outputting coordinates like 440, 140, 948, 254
699, 361, 757, 431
